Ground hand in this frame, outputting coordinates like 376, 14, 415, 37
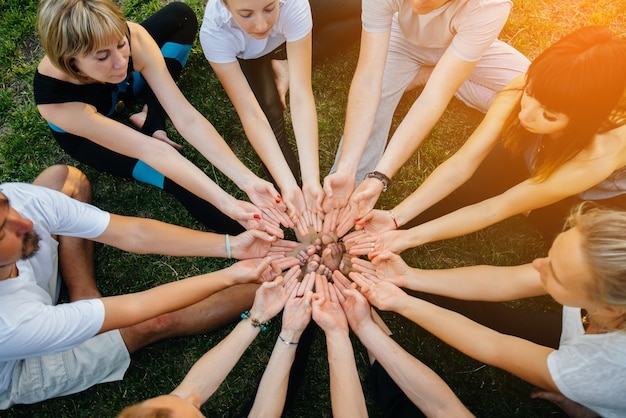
530, 389, 601, 418
350, 177, 384, 221
332, 271, 375, 334
266, 239, 299, 258
242, 179, 292, 230
228, 257, 300, 284
231, 230, 278, 260
354, 209, 396, 235
348, 229, 409, 257
322, 171, 355, 213
281, 271, 316, 334
248, 268, 300, 324
302, 181, 324, 233
230, 199, 285, 238
311, 274, 349, 334
348, 271, 407, 312
351, 251, 411, 288
280, 185, 309, 237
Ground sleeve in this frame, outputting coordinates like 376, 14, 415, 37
3, 183, 110, 239
199, 0, 242, 64
0, 295, 106, 361
361, 0, 398, 33
449, 0, 512, 62
547, 334, 626, 416
280, 0, 312, 42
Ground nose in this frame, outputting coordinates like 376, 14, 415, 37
9, 214, 33, 238
112, 49, 128, 70
253, 17, 270, 33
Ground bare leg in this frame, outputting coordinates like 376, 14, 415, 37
33, 165, 100, 301
120, 283, 258, 353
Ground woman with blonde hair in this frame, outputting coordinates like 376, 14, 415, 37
34, 0, 289, 235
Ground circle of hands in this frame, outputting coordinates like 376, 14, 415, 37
233, 169, 402, 272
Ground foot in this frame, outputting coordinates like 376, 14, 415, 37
129, 105, 182, 151
271, 59, 289, 110
530, 389, 600, 417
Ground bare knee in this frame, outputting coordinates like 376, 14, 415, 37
33, 165, 92, 203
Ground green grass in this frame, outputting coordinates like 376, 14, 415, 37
1, 0, 625, 416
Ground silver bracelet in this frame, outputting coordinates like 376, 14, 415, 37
364, 171, 391, 192
278, 334, 299, 346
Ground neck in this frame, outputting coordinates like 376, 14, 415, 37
0, 263, 17, 281
584, 309, 625, 334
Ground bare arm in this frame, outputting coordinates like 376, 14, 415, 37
98, 260, 269, 333
94, 214, 281, 259
335, 281, 473, 418
350, 275, 558, 393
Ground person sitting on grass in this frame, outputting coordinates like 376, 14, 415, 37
350, 202, 626, 417
34, 0, 289, 235
346, 26, 626, 255
0, 164, 298, 410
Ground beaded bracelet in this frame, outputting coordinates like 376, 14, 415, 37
240, 310, 270, 331
278, 334, 299, 346
364, 171, 391, 192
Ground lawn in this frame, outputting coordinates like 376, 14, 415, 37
1, 0, 625, 417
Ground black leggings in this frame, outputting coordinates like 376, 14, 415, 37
56, 3, 243, 234
370, 294, 563, 417
403, 143, 626, 243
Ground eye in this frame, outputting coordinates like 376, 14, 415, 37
117, 40, 127, 49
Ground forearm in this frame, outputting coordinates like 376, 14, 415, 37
355, 321, 473, 418
248, 328, 302, 417
402, 197, 509, 248
326, 330, 368, 417
172, 318, 260, 404
403, 264, 544, 301
102, 215, 229, 257
179, 113, 261, 191
290, 93, 320, 184
99, 268, 237, 332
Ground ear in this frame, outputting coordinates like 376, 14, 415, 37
597, 304, 626, 320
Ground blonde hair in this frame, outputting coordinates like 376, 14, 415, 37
566, 203, 626, 324
37, 0, 128, 82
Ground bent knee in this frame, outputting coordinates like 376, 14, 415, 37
33, 165, 92, 203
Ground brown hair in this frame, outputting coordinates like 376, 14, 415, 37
502, 26, 626, 182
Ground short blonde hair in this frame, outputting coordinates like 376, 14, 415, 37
566, 202, 626, 319
37, 0, 128, 81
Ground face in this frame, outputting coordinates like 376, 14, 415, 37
224, 0, 279, 40
518, 90, 570, 136
72, 37, 130, 84
532, 227, 595, 308
138, 395, 205, 418
0, 193, 41, 270
409, 0, 451, 14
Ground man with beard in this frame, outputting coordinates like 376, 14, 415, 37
0, 164, 297, 409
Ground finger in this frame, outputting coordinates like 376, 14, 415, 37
262, 221, 285, 239
301, 271, 316, 293
342, 229, 366, 243
332, 282, 346, 304
348, 271, 371, 289
328, 281, 339, 303
350, 257, 376, 274
275, 256, 301, 271
331, 270, 351, 290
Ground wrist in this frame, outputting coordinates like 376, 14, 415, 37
364, 171, 391, 192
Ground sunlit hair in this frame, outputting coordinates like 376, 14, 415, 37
37, 0, 128, 82
503, 26, 626, 182
117, 404, 174, 418
566, 202, 626, 327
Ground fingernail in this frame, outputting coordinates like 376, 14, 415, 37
276, 199, 281, 204
254, 214, 261, 219
305, 299, 310, 308
369, 254, 377, 260
276, 195, 282, 201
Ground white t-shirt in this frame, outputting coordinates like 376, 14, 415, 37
547, 306, 626, 417
200, 0, 312, 63
0, 183, 110, 392
362, 0, 512, 62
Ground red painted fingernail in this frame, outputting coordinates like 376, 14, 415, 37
254, 214, 261, 219
369, 254, 377, 260
276, 199, 281, 204
276, 195, 282, 201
